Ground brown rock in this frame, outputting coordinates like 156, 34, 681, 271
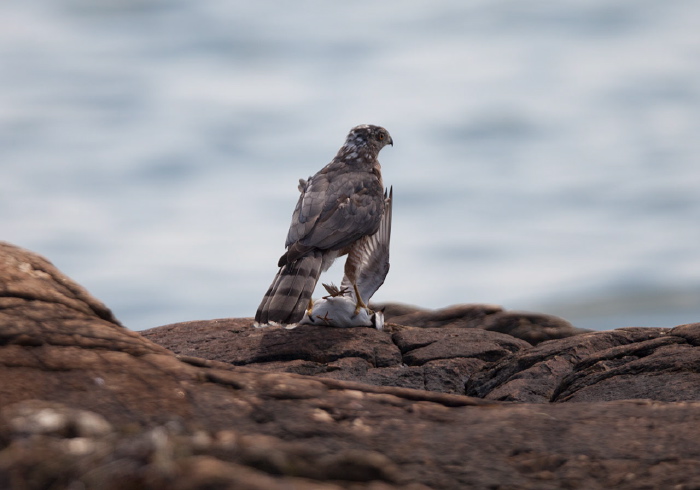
143, 320, 531, 395
376, 302, 503, 329
0, 242, 165, 357
551, 324, 700, 402
4, 241, 700, 489
392, 327, 530, 365
465, 326, 700, 403
144, 318, 401, 367
376, 302, 588, 345
481, 310, 589, 345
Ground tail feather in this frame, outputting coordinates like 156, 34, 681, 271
255, 251, 323, 325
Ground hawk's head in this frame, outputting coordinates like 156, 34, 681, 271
344, 124, 393, 153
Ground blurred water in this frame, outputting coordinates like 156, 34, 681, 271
1, 0, 699, 331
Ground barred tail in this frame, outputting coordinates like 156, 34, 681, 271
255, 251, 323, 325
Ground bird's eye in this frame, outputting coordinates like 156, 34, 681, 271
378, 133, 385, 140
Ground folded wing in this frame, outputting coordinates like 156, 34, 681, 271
341, 187, 392, 304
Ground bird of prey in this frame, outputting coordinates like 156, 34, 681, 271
298, 187, 392, 330
255, 124, 393, 325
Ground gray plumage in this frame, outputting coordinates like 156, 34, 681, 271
296, 187, 393, 330
255, 124, 393, 325
341, 186, 392, 305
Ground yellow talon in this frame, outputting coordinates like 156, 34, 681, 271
353, 283, 367, 315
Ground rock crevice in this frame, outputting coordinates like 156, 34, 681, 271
3, 241, 700, 489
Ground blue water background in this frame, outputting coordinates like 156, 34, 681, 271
2, 0, 700, 331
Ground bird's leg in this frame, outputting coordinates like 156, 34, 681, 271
353, 283, 368, 315
316, 311, 333, 325
322, 283, 349, 299
306, 298, 314, 315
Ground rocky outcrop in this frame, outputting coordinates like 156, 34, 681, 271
144, 316, 700, 405
465, 326, 700, 403
376, 302, 589, 345
3, 241, 700, 489
142, 319, 531, 395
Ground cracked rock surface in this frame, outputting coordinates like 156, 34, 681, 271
4, 241, 700, 489
144, 313, 700, 404
143, 320, 532, 395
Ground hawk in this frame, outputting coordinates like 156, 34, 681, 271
298, 187, 393, 330
255, 124, 393, 325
